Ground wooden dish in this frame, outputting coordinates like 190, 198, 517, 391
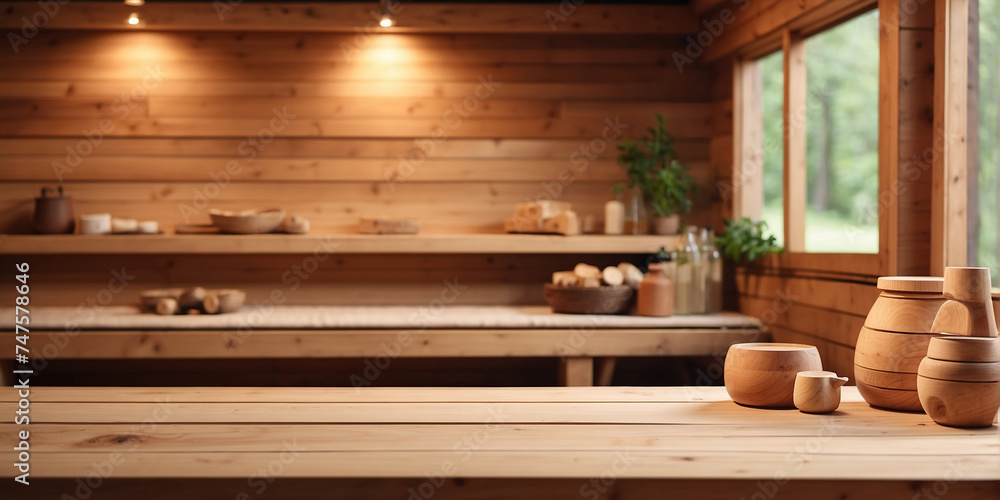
139, 288, 184, 312
864, 294, 945, 333
917, 377, 1000, 427
204, 289, 246, 314
723, 343, 822, 408
853, 364, 917, 390
542, 284, 634, 314
926, 335, 1000, 363
855, 380, 923, 412
209, 208, 286, 234
917, 358, 1000, 382
854, 327, 937, 374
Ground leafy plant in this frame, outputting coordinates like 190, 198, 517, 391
716, 218, 784, 263
615, 114, 695, 217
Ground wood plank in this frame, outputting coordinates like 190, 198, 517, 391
4, 449, 997, 480
10, 328, 766, 359
738, 296, 864, 347
782, 30, 807, 252
0, 478, 995, 500
732, 58, 764, 219
734, 270, 880, 317
879, 0, 902, 276
558, 357, 594, 386
767, 325, 859, 380
0, 3, 699, 34
931, 0, 970, 273
0, 234, 684, 255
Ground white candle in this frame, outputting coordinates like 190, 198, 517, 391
604, 200, 624, 235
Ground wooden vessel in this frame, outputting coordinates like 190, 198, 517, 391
930, 267, 998, 337
855, 276, 945, 411
793, 371, 849, 414
724, 343, 822, 408
917, 336, 1000, 428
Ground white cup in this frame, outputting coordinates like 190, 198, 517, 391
79, 213, 112, 235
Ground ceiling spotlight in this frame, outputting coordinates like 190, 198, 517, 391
124, 0, 145, 6
379, 0, 394, 28
127, 12, 141, 25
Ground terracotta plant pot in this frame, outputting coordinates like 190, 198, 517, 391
651, 215, 680, 235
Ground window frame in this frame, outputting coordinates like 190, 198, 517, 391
732, 2, 883, 276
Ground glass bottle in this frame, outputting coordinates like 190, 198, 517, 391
624, 186, 647, 235
701, 226, 723, 313
677, 226, 704, 314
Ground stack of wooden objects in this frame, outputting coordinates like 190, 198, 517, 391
854, 267, 1000, 427
503, 201, 592, 236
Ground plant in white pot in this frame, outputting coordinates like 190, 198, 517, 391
616, 114, 695, 235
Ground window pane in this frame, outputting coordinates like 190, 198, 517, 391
803, 10, 880, 253
759, 50, 785, 247
973, 2, 999, 287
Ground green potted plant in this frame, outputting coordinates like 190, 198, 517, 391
616, 114, 695, 235
715, 218, 784, 263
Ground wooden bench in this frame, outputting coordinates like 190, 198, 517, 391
2, 306, 766, 387
1, 386, 996, 499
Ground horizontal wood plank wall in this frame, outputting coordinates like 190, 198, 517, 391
0, 12, 712, 308
0, 30, 712, 234
717, 0, 935, 378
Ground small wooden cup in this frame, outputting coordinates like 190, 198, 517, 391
794, 371, 849, 414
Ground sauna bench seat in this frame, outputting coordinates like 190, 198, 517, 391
0, 386, 996, 500
2, 306, 767, 386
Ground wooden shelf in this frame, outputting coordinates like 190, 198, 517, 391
1, 234, 680, 255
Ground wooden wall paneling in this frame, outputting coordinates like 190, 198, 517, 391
931, 0, 969, 273
782, 30, 807, 252
733, 270, 879, 318
768, 325, 858, 379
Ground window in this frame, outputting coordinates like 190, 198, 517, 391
971, 2, 999, 287
803, 10, 879, 253
735, 7, 880, 264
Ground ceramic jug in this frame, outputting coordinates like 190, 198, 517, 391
32, 186, 75, 234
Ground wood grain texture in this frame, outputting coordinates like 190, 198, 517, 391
0, 386, 996, 484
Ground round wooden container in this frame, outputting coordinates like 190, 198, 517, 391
542, 284, 634, 314
855, 277, 945, 411
724, 343, 823, 408
917, 336, 1000, 427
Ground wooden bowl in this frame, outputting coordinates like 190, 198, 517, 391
139, 288, 184, 312
542, 284, 634, 314
917, 377, 1000, 427
917, 358, 1000, 382
209, 208, 286, 234
724, 343, 822, 408
854, 327, 937, 374
864, 294, 945, 333
853, 364, 917, 390
855, 380, 923, 412
926, 335, 1000, 363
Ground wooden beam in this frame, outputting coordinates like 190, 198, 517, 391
931, 0, 970, 274
0, 2, 698, 34
732, 58, 765, 220
782, 29, 807, 252
558, 357, 593, 386
879, 0, 902, 275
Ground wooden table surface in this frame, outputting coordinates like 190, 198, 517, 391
1, 386, 997, 499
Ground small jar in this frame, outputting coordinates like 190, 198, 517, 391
637, 262, 674, 317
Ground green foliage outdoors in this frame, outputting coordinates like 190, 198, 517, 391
716, 218, 784, 263
616, 114, 696, 217
974, 1, 999, 287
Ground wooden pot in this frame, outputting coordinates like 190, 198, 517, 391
855, 380, 923, 412
724, 343, 822, 408
930, 267, 998, 337
917, 378, 1000, 428
853, 365, 917, 390
854, 327, 937, 374
793, 371, 848, 414
926, 335, 1000, 363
